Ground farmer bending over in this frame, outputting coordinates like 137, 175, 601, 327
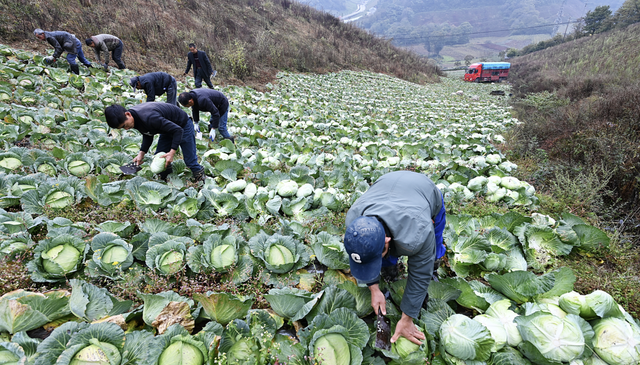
343, 170, 446, 345
33, 28, 92, 75
178, 89, 234, 143
104, 102, 205, 182
129, 72, 177, 105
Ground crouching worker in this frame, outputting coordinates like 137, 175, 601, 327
343, 171, 446, 346
178, 90, 234, 143
34, 28, 92, 74
105, 103, 205, 182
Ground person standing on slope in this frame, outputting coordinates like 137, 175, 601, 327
343, 170, 447, 345
183, 43, 215, 89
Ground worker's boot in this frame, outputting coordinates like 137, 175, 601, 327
192, 168, 205, 182
158, 164, 173, 182
224, 135, 235, 144
69, 64, 80, 75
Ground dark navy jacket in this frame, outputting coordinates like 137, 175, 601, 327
138, 72, 175, 102
45, 31, 77, 59
345, 171, 443, 319
188, 89, 228, 127
184, 50, 213, 77
128, 102, 190, 153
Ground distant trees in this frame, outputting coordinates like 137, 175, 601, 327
464, 55, 474, 66
582, 6, 613, 35
512, 0, 640, 57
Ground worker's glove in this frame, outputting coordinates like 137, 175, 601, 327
209, 129, 216, 142
44, 56, 55, 64
102, 63, 108, 71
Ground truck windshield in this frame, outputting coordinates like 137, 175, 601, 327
466, 69, 476, 74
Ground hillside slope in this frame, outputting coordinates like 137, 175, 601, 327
507, 23, 640, 210
0, 0, 440, 87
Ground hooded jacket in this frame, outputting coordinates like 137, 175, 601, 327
128, 102, 190, 153
187, 89, 228, 128
138, 72, 175, 102
45, 31, 78, 59
345, 171, 443, 318
90, 34, 122, 64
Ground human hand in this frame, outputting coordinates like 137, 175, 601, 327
391, 314, 425, 346
369, 284, 386, 315
133, 151, 145, 166
44, 56, 55, 64
209, 129, 216, 142
160, 150, 176, 168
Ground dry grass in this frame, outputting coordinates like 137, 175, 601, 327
0, 0, 441, 88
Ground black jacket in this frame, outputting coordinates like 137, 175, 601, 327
188, 89, 228, 128
138, 72, 175, 102
128, 102, 190, 153
45, 31, 77, 59
184, 50, 213, 77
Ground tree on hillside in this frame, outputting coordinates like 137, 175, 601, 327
612, 0, 640, 27
582, 6, 613, 35
464, 55, 474, 66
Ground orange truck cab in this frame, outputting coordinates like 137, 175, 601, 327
464, 62, 510, 82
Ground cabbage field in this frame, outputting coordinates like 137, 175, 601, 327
0, 43, 639, 365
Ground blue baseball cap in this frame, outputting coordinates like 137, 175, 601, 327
343, 216, 386, 282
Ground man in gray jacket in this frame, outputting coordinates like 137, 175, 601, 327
85, 34, 126, 70
129, 72, 177, 105
34, 28, 92, 74
343, 171, 446, 346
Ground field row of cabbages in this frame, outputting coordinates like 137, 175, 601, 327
0, 43, 638, 365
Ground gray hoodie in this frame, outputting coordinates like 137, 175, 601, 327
345, 171, 443, 318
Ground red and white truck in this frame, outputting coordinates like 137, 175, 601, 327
464, 62, 510, 82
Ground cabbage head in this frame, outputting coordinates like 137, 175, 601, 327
158, 341, 203, 365
151, 154, 167, 174
87, 232, 134, 278
45, 191, 74, 209
38, 163, 57, 176
68, 160, 91, 177
70, 341, 121, 365
392, 336, 420, 358
42, 244, 80, 274
268, 244, 294, 272
187, 234, 240, 274
145, 237, 189, 276
211, 244, 236, 271
296, 183, 314, 198
592, 317, 640, 365
28, 233, 88, 282
515, 312, 589, 364
226, 179, 247, 193
276, 180, 298, 197
248, 231, 309, 274
314, 333, 350, 365
440, 314, 494, 361
298, 308, 369, 365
